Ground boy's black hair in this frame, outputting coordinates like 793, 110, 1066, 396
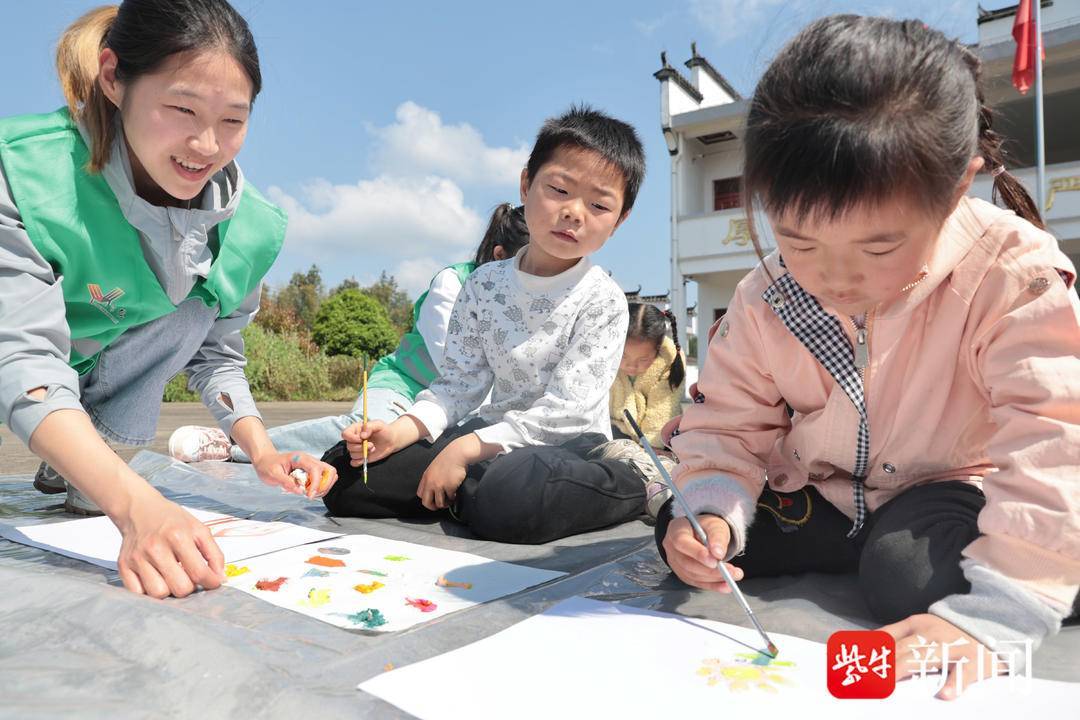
525, 104, 646, 215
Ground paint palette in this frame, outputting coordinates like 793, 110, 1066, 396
224, 535, 565, 632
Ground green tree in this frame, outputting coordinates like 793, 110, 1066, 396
254, 282, 306, 335
241, 324, 331, 400
363, 271, 413, 335
331, 276, 360, 295
313, 289, 398, 360
276, 264, 324, 331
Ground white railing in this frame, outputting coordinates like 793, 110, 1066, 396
676, 207, 767, 274
676, 159, 1080, 274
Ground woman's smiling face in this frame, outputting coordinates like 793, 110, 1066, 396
100, 48, 253, 206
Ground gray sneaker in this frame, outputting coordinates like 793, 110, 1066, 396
645, 480, 674, 520
587, 439, 676, 520
33, 462, 66, 494
63, 481, 104, 517
34, 462, 104, 516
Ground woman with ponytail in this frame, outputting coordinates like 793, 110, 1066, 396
659, 15, 1079, 698
0, 0, 337, 599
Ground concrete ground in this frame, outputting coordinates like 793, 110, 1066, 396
0, 401, 353, 474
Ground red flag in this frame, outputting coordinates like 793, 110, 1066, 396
1012, 0, 1045, 95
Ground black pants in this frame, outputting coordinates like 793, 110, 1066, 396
323, 419, 646, 544
654, 481, 988, 624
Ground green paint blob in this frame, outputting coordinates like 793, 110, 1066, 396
345, 608, 387, 628
383, 555, 410, 562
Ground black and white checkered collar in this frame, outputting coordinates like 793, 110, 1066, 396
761, 259, 869, 537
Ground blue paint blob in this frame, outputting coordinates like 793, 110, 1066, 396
318, 547, 351, 556
303, 568, 330, 578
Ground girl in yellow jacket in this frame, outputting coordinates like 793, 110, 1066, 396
610, 303, 686, 450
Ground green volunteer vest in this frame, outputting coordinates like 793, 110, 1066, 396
0, 108, 286, 376
368, 261, 476, 400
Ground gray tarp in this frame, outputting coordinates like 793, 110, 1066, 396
1, 451, 1077, 718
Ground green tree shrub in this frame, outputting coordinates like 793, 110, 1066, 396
276, 264, 324, 331
363, 271, 413, 336
313, 289, 398, 360
327, 354, 364, 393
241, 324, 331, 401
163, 372, 199, 401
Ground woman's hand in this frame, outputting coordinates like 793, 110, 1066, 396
881, 613, 999, 700
115, 493, 225, 598
252, 450, 338, 499
662, 514, 745, 593
28, 407, 226, 598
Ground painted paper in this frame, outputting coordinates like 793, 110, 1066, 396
0, 508, 341, 571
224, 535, 564, 632
359, 597, 1080, 720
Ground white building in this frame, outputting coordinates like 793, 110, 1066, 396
657, 2, 1080, 366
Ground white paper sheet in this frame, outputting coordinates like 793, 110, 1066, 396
359, 597, 1080, 719
222, 535, 565, 632
0, 508, 342, 570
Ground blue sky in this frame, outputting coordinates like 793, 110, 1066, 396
8, 0, 1001, 299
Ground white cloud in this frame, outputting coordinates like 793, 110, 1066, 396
689, 0, 790, 43
266, 101, 525, 295
392, 257, 450, 296
267, 175, 484, 293
368, 101, 529, 187
634, 13, 673, 36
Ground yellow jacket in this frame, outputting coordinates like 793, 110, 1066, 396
610, 336, 685, 447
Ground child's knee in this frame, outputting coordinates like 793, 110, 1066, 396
464, 452, 555, 543
857, 528, 970, 623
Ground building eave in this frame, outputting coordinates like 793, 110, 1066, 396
654, 67, 704, 104
670, 98, 750, 134
977, 1, 1053, 25
654, 52, 704, 104
975, 19, 1080, 61
685, 44, 742, 100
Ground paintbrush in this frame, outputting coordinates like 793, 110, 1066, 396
622, 409, 778, 658
362, 368, 369, 484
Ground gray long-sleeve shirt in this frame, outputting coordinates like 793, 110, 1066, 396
0, 120, 263, 447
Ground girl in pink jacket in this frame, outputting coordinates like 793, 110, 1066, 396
660, 15, 1079, 699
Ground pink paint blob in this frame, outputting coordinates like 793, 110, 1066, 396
405, 597, 437, 613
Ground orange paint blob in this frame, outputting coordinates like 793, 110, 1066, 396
255, 577, 288, 592
306, 555, 346, 568
435, 575, 472, 590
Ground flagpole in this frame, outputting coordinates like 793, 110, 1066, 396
1034, 0, 1046, 216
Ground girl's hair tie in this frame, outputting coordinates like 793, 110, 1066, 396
991, 165, 1006, 178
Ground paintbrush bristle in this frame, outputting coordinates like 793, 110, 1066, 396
767, 643, 779, 658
